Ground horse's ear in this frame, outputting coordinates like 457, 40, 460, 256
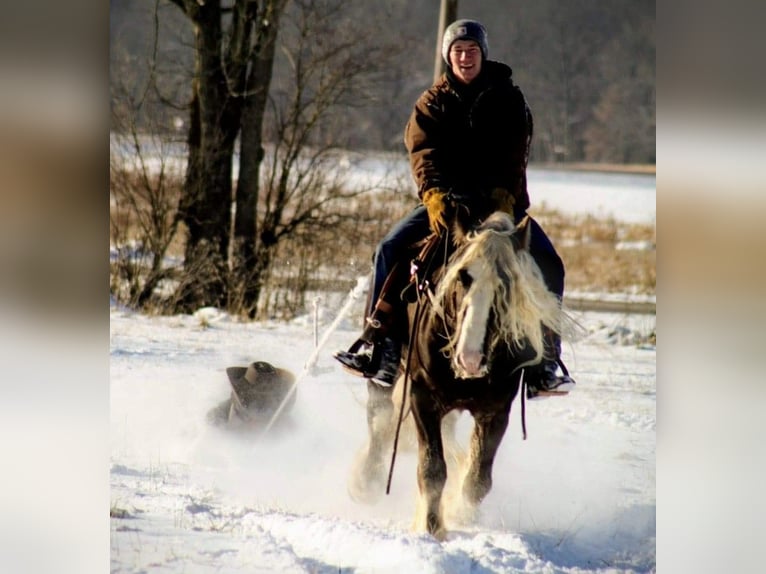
515, 215, 532, 251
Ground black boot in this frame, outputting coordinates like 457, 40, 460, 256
334, 343, 378, 377
525, 328, 575, 399
370, 337, 401, 387
525, 359, 575, 399
334, 305, 396, 381
334, 336, 401, 387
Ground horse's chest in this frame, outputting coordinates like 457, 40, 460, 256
420, 376, 511, 412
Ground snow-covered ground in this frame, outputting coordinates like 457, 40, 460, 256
108, 292, 656, 573
104, 164, 658, 572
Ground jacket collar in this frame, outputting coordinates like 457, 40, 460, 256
444, 60, 513, 99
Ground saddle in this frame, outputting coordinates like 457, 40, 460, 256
334, 232, 446, 379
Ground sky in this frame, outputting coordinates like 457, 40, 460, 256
103, 170, 657, 573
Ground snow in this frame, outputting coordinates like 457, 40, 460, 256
108, 294, 655, 573
317, 157, 657, 226
527, 169, 655, 225
110, 136, 657, 227
105, 166, 657, 572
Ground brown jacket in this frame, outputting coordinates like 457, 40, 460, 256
404, 61, 532, 212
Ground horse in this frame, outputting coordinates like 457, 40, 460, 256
348, 210, 572, 540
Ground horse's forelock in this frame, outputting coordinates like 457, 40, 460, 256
477, 211, 515, 235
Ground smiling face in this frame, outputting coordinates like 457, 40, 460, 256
449, 39, 483, 84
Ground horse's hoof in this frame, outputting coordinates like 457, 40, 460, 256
425, 513, 447, 541
428, 524, 447, 542
347, 461, 386, 505
347, 477, 385, 505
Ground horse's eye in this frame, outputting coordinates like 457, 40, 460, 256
458, 268, 473, 288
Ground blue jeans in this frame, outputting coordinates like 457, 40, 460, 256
368, 206, 564, 315
523, 214, 565, 300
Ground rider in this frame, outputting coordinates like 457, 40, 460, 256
335, 19, 574, 397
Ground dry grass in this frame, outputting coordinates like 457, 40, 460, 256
531, 208, 656, 294
559, 244, 655, 294
534, 162, 656, 175
110, 167, 656, 317
325, 198, 657, 296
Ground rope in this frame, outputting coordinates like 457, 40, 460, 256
385, 232, 446, 495
385, 290, 425, 495
520, 368, 527, 441
259, 275, 369, 439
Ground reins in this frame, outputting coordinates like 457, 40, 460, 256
385, 287, 423, 494
385, 231, 448, 495
520, 368, 528, 440
384, 210, 544, 491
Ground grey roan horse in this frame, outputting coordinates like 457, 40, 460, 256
349, 211, 571, 540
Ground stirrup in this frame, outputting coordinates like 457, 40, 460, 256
526, 376, 575, 399
333, 338, 381, 378
524, 358, 576, 400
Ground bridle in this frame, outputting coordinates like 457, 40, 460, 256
387, 216, 535, 493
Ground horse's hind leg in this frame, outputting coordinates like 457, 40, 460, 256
410, 390, 448, 540
348, 379, 394, 504
461, 408, 511, 513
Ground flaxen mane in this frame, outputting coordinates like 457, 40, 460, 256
433, 212, 568, 372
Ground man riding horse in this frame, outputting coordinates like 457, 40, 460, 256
335, 19, 574, 398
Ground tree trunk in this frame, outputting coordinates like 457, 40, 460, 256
175, 0, 243, 311
233, 0, 288, 317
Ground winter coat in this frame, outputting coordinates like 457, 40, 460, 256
404, 61, 533, 213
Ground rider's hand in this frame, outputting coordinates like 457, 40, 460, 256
422, 187, 449, 234
490, 187, 516, 214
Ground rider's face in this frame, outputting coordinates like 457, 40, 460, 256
449, 40, 483, 84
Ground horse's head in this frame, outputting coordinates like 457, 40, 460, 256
432, 212, 563, 380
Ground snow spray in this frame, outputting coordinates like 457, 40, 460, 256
259, 274, 370, 438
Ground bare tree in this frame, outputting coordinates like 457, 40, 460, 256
583, 17, 655, 163
144, 0, 404, 317
165, 0, 287, 312
110, 0, 408, 317
110, 52, 184, 310
231, 0, 288, 316
233, 0, 403, 318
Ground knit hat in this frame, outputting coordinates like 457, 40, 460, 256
441, 19, 489, 64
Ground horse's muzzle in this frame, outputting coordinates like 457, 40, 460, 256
455, 349, 488, 379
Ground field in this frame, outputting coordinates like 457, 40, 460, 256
109, 162, 657, 572
110, 157, 656, 319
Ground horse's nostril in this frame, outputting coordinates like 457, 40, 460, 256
459, 350, 484, 376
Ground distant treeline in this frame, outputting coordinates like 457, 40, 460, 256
110, 0, 654, 165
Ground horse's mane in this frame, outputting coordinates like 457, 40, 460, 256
432, 213, 571, 367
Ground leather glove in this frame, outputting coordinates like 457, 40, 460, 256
422, 187, 449, 234
490, 187, 516, 214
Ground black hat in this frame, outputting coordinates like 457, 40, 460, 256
441, 19, 489, 64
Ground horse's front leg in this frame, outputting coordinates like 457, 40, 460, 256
348, 380, 394, 504
410, 386, 448, 540
462, 406, 511, 509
